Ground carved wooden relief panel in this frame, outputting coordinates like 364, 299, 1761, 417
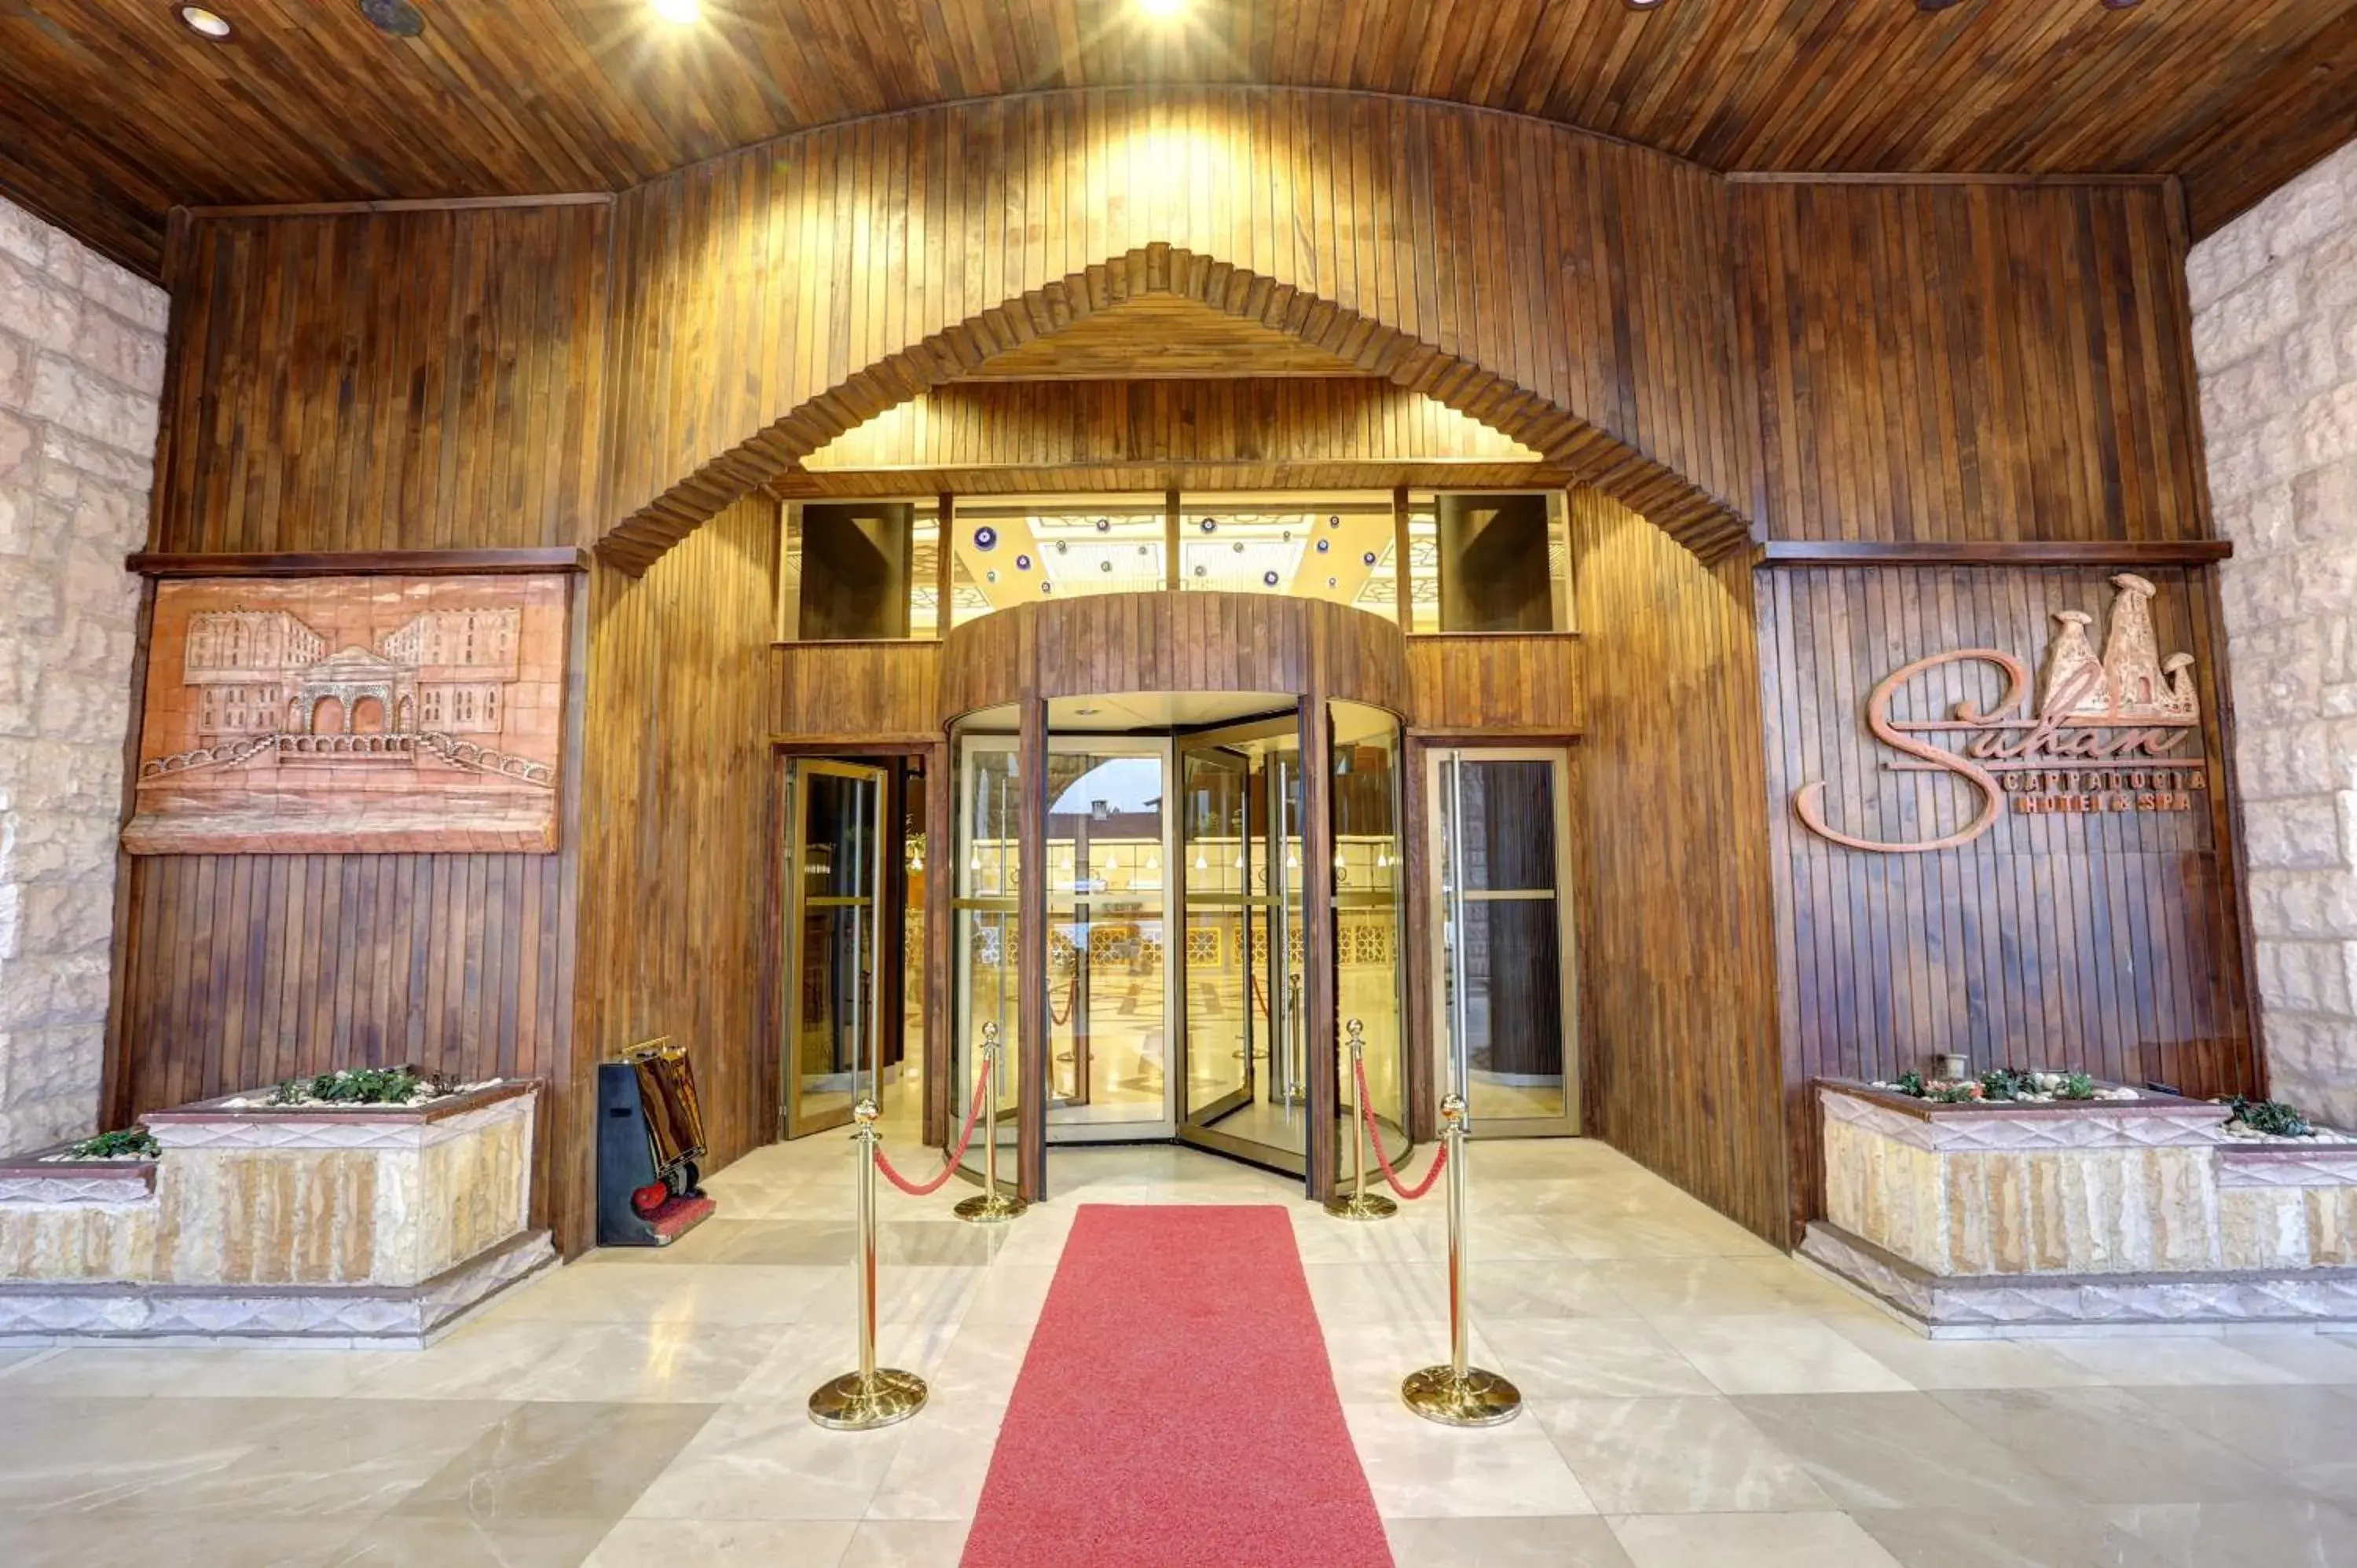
123, 574, 568, 854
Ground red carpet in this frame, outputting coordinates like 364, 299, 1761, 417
960, 1204, 1391, 1568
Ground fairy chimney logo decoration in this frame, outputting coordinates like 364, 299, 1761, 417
1794, 573, 2206, 854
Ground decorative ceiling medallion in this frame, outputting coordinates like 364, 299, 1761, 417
359, 0, 426, 37
1794, 573, 2206, 855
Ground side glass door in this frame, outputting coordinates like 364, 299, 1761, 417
782, 759, 889, 1138
1428, 749, 1579, 1137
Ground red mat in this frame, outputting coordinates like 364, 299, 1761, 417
960, 1204, 1391, 1568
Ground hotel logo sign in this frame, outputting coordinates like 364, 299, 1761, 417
1794, 573, 2207, 854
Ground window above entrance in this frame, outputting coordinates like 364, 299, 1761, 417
779, 489, 1575, 640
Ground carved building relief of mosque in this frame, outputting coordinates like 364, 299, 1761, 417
124, 574, 569, 855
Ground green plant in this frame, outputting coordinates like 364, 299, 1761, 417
1980, 1068, 2033, 1101
269, 1067, 427, 1106
1926, 1079, 1985, 1104
1895, 1070, 1926, 1097
2225, 1096, 2315, 1138
67, 1127, 159, 1160
2057, 1072, 2097, 1101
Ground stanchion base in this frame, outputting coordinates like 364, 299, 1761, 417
808, 1368, 929, 1430
952, 1190, 1029, 1225
1401, 1365, 1523, 1427
1324, 1191, 1398, 1222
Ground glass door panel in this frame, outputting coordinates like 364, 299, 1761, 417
1176, 713, 1310, 1172
954, 732, 1021, 1176
1332, 702, 1409, 1165
1429, 749, 1579, 1137
783, 760, 888, 1138
1044, 742, 1173, 1140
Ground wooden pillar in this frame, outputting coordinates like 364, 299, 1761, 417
1391, 486, 1412, 628
936, 494, 956, 632
1164, 487, 1182, 595
1017, 687, 1049, 1200
1301, 618, 1339, 1202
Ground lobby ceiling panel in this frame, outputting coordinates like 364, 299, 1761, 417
3, 0, 2354, 277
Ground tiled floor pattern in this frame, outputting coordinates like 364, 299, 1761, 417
3, 1126, 2357, 1566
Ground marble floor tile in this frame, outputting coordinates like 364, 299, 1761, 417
1608, 1510, 1903, 1568
837, 1518, 973, 1567
119, 1397, 519, 1519
324, 1513, 613, 1567
346, 1317, 779, 1404
488, 1262, 838, 1326
862, 1394, 1006, 1520
0, 1343, 376, 1398
1730, 1392, 2071, 1511
1341, 1399, 1596, 1518
1654, 1314, 1915, 1395
2117, 1384, 2357, 1499
1928, 1386, 2312, 1504
1825, 1314, 2111, 1391
0, 1511, 363, 1568
1588, 1257, 1853, 1318
585, 1517, 860, 1566
1302, 1258, 1451, 1323
2042, 1334, 2308, 1387
1385, 1515, 1636, 1566
625, 1399, 911, 1521
1852, 1501, 2357, 1568
394, 1401, 717, 1524
1475, 1317, 1717, 1398
1468, 1259, 1637, 1321
1536, 1396, 1835, 1514
2219, 1329, 2357, 1383
0, 1395, 345, 1514
1319, 1317, 1514, 1404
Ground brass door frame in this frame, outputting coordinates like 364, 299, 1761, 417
781, 757, 891, 1139
1424, 746, 1581, 1138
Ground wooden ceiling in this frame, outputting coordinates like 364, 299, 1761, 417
5, 0, 2355, 278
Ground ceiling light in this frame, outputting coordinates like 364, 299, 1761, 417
359, 0, 427, 37
1622, 0, 1665, 9
651, 0, 701, 21
1136, 0, 1186, 16
179, 5, 233, 37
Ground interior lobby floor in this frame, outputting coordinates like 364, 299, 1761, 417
2, 1126, 2356, 1567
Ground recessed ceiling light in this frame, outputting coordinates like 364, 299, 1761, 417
178, 5, 233, 37
1136, 0, 1186, 16
359, 0, 426, 37
1622, 0, 1666, 9
651, 0, 701, 21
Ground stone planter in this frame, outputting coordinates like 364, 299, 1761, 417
0, 1081, 555, 1345
1802, 1079, 2357, 1333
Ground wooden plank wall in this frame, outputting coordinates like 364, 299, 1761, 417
774, 642, 942, 741
802, 381, 1545, 471
1406, 634, 1583, 735
600, 90, 1754, 563
571, 494, 782, 1250
1736, 181, 2206, 545
937, 592, 1409, 721
153, 203, 614, 553
1571, 490, 1788, 1244
1756, 562, 2257, 1236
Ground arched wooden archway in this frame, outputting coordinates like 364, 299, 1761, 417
591, 90, 1759, 574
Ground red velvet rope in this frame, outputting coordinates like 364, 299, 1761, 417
1048, 976, 1077, 1026
872, 1064, 995, 1196
1354, 1050, 1448, 1201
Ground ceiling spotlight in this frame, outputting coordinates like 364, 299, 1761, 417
1915, 0, 1963, 9
2099, 0, 2140, 7
1622, 0, 1665, 9
359, 0, 426, 37
1136, 0, 1186, 16
178, 5, 233, 37
651, 0, 701, 21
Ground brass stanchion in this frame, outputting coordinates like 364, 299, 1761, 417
954, 1022, 1027, 1224
1400, 1092, 1522, 1427
1324, 1019, 1396, 1221
808, 1098, 929, 1431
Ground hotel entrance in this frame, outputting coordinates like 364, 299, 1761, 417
943, 692, 1412, 1196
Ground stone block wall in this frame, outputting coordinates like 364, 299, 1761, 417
0, 197, 164, 1153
